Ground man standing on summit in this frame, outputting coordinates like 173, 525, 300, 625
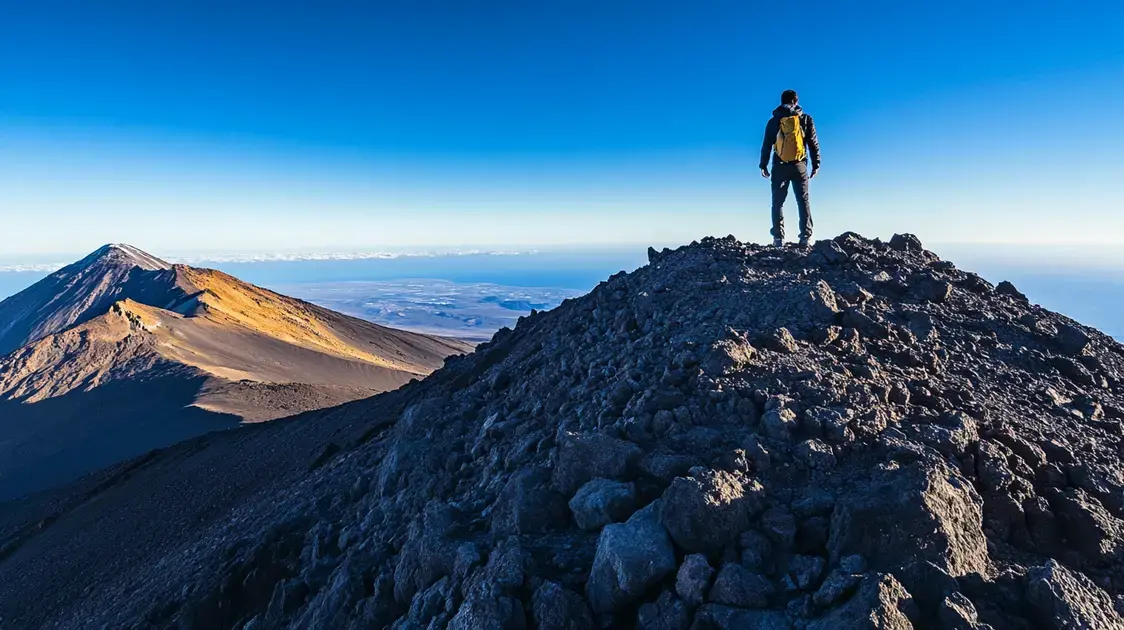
760, 90, 821, 248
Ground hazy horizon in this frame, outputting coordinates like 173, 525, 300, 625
2, 241, 1120, 341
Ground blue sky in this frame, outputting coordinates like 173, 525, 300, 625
1, 0, 1123, 258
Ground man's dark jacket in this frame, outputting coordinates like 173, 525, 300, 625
759, 104, 821, 171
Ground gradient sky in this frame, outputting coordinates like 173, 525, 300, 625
1, 0, 1123, 258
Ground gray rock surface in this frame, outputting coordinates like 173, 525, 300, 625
1025, 560, 1124, 629
586, 501, 676, 613
829, 459, 988, 579
675, 553, 714, 605
806, 573, 918, 629
709, 562, 773, 608
568, 478, 637, 531
660, 469, 764, 553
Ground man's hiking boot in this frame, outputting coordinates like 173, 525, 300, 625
773, 238, 784, 249
798, 237, 811, 248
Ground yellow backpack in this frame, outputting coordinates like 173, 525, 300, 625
774, 115, 806, 162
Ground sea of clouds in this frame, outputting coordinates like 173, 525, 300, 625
0, 249, 536, 273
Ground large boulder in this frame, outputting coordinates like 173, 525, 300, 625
587, 501, 677, 613
491, 467, 569, 535
660, 469, 765, 553
637, 591, 691, 630
675, 554, 714, 605
448, 593, 525, 630
553, 432, 643, 495
1025, 560, 1124, 630
568, 478, 637, 531
1050, 488, 1124, 563
1055, 323, 1092, 356
708, 563, 773, 608
701, 338, 757, 376
829, 460, 987, 579
806, 573, 918, 630
533, 581, 594, 630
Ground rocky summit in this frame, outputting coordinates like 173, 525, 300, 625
3, 233, 1124, 629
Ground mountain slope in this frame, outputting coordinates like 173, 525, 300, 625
3, 234, 1123, 629
0, 245, 472, 499
0, 244, 179, 356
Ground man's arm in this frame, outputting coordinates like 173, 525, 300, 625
760, 118, 778, 171
803, 114, 821, 172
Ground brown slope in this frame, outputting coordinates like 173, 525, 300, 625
0, 245, 472, 500
0, 244, 183, 356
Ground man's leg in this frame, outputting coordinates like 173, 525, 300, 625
770, 164, 791, 240
792, 162, 813, 241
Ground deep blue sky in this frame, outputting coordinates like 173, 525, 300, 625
1, 1, 1122, 257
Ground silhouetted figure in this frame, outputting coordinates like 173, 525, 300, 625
760, 90, 821, 247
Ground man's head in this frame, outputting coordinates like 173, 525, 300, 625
781, 90, 798, 105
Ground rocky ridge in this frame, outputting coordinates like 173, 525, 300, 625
4, 233, 1124, 629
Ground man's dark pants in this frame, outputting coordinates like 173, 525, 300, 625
770, 161, 813, 241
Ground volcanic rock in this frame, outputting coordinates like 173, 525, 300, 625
586, 501, 676, 613
4, 233, 1124, 630
660, 469, 764, 553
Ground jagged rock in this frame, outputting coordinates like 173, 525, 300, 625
393, 504, 460, 603
996, 280, 1028, 302
568, 478, 637, 531
739, 529, 773, 572
794, 439, 836, 470
786, 555, 826, 591
763, 327, 800, 354
842, 307, 890, 339
890, 233, 924, 252
533, 581, 595, 630
806, 573, 918, 630
1025, 560, 1124, 629
1056, 323, 1092, 356
912, 276, 953, 303
810, 406, 855, 444
660, 469, 764, 553
812, 570, 862, 608
702, 338, 757, 376
637, 591, 691, 630
810, 239, 849, 265
761, 507, 798, 552
492, 467, 569, 535
473, 536, 525, 595
553, 432, 643, 495
1050, 488, 1124, 563
676, 553, 714, 605
763, 405, 799, 440
840, 555, 867, 573
587, 501, 677, 613
1053, 355, 1098, 387
829, 460, 988, 579
709, 563, 774, 608
938, 591, 987, 630
807, 280, 843, 324
448, 592, 525, 630
640, 451, 701, 484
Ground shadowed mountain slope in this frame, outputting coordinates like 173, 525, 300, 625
2, 234, 1123, 629
0, 245, 472, 499
0, 244, 177, 357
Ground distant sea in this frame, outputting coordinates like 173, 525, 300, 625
0, 246, 1120, 341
